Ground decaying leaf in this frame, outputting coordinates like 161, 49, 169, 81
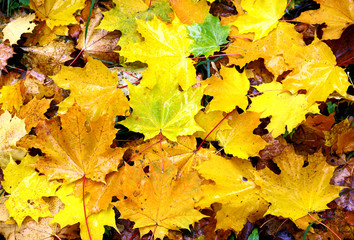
2, 13, 36, 45
0, 111, 26, 169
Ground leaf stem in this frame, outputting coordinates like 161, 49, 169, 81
159, 131, 164, 171
31, 20, 46, 44
308, 213, 342, 240
336, 56, 354, 67
124, 140, 161, 165
196, 110, 234, 152
83, 175, 93, 240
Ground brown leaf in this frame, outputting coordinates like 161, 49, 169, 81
0, 43, 13, 72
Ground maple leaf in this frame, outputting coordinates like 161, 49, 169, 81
114, 162, 205, 240
52, 56, 129, 121
120, 15, 196, 90
325, 118, 354, 154
225, 22, 305, 69
216, 111, 268, 159
0, 43, 14, 71
2, 13, 36, 45
0, 111, 26, 169
248, 82, 320, 137
2, 155, 61, 227
72, 164, 146, 215
18, 104, 124, 183
231, 0, 288, 40
76, 10, 120, 63
196, 156, 268, 232
125, 136, 213, 176
187, 13, 230, 57
121, 79, 203, 142
252, 146, 344, 221
202, 65, 250, 112
194, 109, 232, 141
295, 0, 354, 40
0, 81, 24, 113
98, 0, 172, 46
29, 0, 85, 29
52, 183, 118, 240
282, 40, 350, 105
18, 98, 51, 132
21, 40, 75, 76
170, 0, 209, 25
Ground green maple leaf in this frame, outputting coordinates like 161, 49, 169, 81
121, 79, 204, 142
187, 13, 230, 57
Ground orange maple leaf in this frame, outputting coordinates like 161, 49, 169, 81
18, 104, 124, 183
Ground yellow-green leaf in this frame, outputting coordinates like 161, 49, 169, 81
121, 79, 204, 142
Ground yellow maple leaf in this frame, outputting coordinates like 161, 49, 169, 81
3, 155, 61, 227
0, 111, 26, 169
121, 78, 203, 142
216, 111, 268, 159
2, 13, 36, 45
252, 146, 344, 221
114, 162, 205, 239
52, 183, 118, 240
120, 16, 196, 90
18, 104, 124, 183
231, 0, 288, 40
249, 82, 319, 137
52, 56, 129, 121
29, 0, 85, 29
226, 22, 304, 69
194, 109, 232, 141
295, 0, 354, 40
282, 40, 350, 105
0, 82, 24, 113
202, 65, 250, 112
196, 156, 268, 232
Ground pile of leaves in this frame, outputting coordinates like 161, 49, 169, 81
0, 0, 353, 239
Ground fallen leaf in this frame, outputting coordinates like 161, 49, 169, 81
294, 0, 354, 40
253, 146, 344, 221
216, 111, 268, 159
114, 162, 205, 240
248, 81, 320, 137
202, 65, 249, 112
196, 156, 268, 232
121, 77, 203, 141
29, 0, 85, 29
52, 56, 129, 121
120, 16, 196, 90
187, 13, 230, 57
171, 0, 209, 25
18, 104, 124, 183
231, 0, 287, 40
2, 13, 36, 45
